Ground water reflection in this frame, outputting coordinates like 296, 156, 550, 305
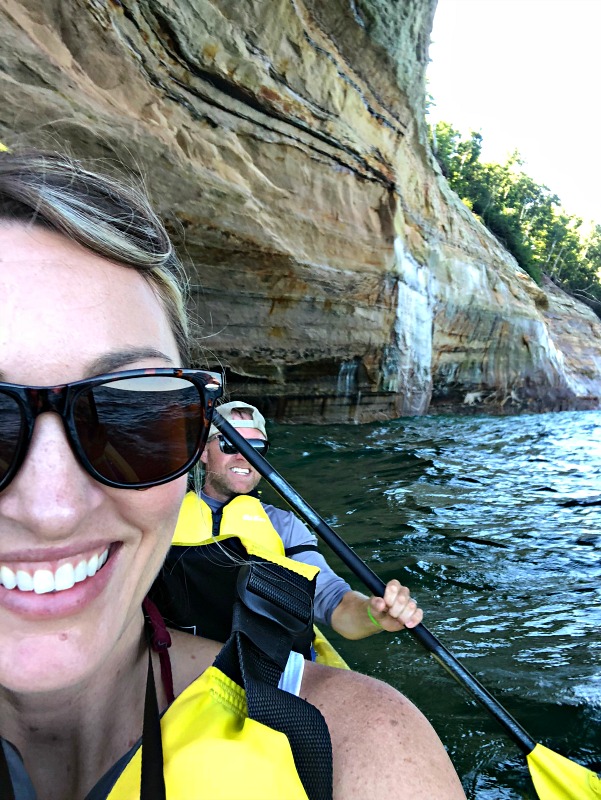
265, 410, 601, 799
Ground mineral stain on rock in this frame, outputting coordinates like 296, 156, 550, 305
1, 0, 600, 420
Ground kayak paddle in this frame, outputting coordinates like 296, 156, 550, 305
212, 413, 601, 800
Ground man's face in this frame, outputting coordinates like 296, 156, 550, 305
200, 427, 265, 501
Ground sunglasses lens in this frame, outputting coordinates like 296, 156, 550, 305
219, 438, 237, 455
73, 376, 205, 486
219, 436, 269, 456
0, 392, 26, 487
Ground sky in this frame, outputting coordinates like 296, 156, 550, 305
426, 0, 601, 226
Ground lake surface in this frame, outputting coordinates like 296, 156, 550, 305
261, 410, 601, 799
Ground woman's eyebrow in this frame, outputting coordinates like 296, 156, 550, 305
0, 350, 174, 384
86, 348, 176, 377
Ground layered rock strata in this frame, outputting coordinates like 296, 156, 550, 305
1, 0, 599, 421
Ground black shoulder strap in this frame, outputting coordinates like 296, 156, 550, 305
140, 649, 166, 800
0, 742, 15, 800
285, 543, 320, 557
145, 558, 332, 800
150, 534, 334, 798
214, 562, 333, 800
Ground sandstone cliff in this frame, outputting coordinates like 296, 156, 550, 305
1, 0, 600, 421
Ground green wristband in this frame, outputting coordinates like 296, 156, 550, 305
366, 605, 383, 629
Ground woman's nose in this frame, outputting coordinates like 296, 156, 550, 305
0, 413, 103, 540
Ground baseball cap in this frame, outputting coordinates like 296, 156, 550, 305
209, 400, 267, 440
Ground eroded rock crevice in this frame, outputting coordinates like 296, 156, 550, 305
1, 0, 600, 420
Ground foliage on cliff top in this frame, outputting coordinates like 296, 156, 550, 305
429, 121, 601, 313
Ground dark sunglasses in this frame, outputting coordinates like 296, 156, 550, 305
215, 434, 270, 457
0, 368, 222, 492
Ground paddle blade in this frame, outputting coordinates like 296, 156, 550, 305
527, 743, 601, 800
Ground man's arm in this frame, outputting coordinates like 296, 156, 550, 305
330, 580, 423, 640
263, 504, 423, 639
263, 504, 351, 626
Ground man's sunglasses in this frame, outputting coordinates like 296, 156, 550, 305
0, 368, 222, 492
215, 434, 270, 457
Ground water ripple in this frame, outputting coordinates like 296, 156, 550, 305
267, 410, 601, 798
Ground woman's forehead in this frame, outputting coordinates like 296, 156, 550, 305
0, 225, 179, 383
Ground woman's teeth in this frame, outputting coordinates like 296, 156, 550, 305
0, 549, 109, 595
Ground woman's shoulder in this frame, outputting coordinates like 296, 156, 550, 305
168, 629, 222, 697
300, 658, 419, 727
300, 661, 467, 800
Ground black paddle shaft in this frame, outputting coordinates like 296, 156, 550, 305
212, 413, 537, 755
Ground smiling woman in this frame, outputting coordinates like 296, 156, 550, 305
0, 150, 467, 800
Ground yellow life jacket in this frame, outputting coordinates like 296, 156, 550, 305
154, 493, 318, 651
169, 492, 349, 670
107, 665, 310, 799
172, 491, 286, 557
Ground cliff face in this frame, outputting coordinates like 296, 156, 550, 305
1, 0, 600, 421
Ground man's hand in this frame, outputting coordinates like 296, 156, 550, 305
367, 579, 423, 632
330, 581, 423, 639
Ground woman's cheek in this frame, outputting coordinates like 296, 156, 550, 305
115, 477, 187, 553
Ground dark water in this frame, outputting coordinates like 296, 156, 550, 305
261, 410, 601, 799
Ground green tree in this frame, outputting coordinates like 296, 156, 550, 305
428, 120, 601, 311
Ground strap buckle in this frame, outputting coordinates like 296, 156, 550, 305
236, 561, 314, 638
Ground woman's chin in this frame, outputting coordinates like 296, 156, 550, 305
0, 635, 107, 695
0, 574, 144, 695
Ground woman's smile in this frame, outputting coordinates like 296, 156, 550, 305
0, 542, 119, 619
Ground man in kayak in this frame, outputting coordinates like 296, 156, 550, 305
196, 400, 423, 639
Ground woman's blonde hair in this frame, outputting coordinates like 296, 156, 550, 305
0, 149, 191, 363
